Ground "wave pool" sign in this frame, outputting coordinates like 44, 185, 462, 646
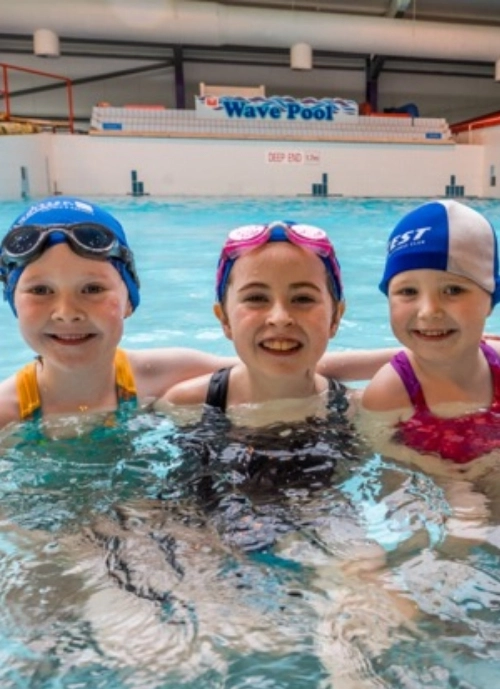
195, 95, 358, 122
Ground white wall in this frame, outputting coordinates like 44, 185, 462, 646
457, 124, 500, 196
0, 132, 489, 200
0, 135, 53, 199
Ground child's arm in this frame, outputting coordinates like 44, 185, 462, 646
318, 348, 399, 382
154, 372, 213, 412
128, 348, 236, 403
132, 346, 402, 406
321, 337, 500, 383
483, 335, 500, 357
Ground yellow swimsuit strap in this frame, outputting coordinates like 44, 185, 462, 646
114, 348, 138, 402
16, 349, 137, 421
16, 360, 41, 421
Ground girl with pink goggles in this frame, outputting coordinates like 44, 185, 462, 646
215, 221, 343, 303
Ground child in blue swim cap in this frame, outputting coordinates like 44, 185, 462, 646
360, 199, 500, 552
0, 195, 239, 429
362, 199, 500, 465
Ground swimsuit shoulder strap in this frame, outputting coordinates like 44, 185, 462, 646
114, 348, 138, 404
15, 350, 137, 422
16, 360, 42, 421
390, 350, 427, 410
480, 339, 500, 368
480, 340, 500, 409
205, 367, 231, 412
327, 377, 343, 393
326, 376, 349, 414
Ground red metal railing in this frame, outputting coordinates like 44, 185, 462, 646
0, 62, 74, 133
450, 110, 500, 136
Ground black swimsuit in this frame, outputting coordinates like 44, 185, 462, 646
205, 367, 345, 412
164, 367, 363, 552
205, 367, 232, 411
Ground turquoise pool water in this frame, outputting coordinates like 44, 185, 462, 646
0, 196, 500, 689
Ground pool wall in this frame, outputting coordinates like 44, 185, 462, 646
0, 127, 498, 200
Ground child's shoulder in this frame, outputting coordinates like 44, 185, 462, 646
0, 373, 21, 428
156, 372, 214, 410
361, 360, 409, 412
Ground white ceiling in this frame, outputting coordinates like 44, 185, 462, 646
2, 0, 500, 62
212, 0, 500, 26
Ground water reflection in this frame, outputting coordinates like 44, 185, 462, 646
0, 407, 499, 688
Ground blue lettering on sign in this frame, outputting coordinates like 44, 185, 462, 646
223, 101, 246, 117
286, 103, 301, 120
221, 98, 338, 121
199, 96, 358, 122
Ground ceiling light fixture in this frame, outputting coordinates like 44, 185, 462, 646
33, 29, 60, 58
290, 43, 312, 70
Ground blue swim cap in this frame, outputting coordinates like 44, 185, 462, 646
2, 196, 140, 315
379, 199, 500, 306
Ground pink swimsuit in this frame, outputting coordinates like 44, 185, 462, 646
391, 342, 500, 463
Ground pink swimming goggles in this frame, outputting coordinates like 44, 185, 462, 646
215, 220, 343, 303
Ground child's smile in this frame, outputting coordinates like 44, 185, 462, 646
259, 337, 303, 354
15, 243, 130, 369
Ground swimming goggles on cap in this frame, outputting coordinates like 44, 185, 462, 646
0, 223, 140, 286
216, 220, 343, 302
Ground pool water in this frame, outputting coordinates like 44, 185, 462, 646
0, 196, 500, 689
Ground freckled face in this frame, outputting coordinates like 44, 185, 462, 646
14, 243, 131, 369
215, 242, 343, 378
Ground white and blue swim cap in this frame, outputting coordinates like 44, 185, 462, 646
379, 199, 500, 306
1, 196, 140, 315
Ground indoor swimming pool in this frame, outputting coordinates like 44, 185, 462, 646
0, 196, 499, 689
